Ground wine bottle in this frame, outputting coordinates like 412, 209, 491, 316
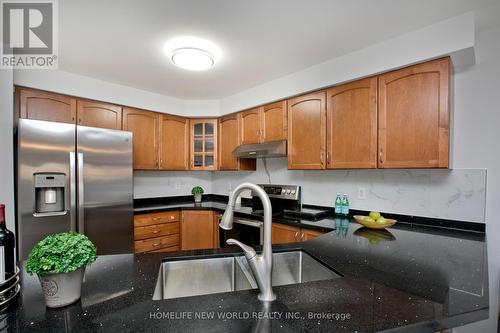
0, 204, 15, 281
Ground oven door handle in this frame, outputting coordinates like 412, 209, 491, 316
234, 218, 263, 228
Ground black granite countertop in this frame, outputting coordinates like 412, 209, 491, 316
3, 219, 488, 332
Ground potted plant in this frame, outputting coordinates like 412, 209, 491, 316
26, 232, 97, 308
191, 186, 204, 203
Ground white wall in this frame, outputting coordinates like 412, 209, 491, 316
219, 13, 475, 113
13, 69, 220, 117
0, 67, 15, 233
450, 25, 500, 333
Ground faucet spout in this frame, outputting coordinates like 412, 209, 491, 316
220, 182, 276, 302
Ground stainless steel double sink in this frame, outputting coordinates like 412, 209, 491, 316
153, 250, 341, 300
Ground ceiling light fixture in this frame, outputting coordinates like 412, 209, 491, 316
164, 37, 222, 71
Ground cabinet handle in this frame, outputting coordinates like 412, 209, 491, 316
326, 151, 330, 164
379, 149, 383, 164
152, 230, 160, 234
152, 243, 160, 247
301, 233, 305, 240
170, 216, 175, 220
320, 152, 325, 165
294, 231, 298, 239
152, 217, 161, 221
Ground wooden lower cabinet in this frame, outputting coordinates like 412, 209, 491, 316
272, 223, 324, 244
181, 210, 219, 250
134, 211, 180, 253
272, 223, 300, 244
301, 228, 325, 241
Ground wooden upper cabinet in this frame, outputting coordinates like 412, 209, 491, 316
378, 57, 450, 168
218, 114, 256, 171
287, 91, 326, 170
159, 115, 189, 170
190, 119, 218, 171
240, 108, 261, 144
76, 100, 122, 130
19, 88, 76, 124
326, 77, 378, 169
262, 101, 287, 142
122, 108, 159, 170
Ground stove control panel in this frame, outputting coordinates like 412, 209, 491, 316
257, 184, 301, 201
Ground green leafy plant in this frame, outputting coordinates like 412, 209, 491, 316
26, 232, 97, 277
191, 186, 204, 195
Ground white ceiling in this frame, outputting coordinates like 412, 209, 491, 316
59, 0, 497, 100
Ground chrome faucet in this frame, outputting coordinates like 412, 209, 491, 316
219, 182, 276, 302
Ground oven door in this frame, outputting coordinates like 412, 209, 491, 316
220, 218, 263, 248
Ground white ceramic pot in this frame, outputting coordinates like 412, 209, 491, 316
194, 193, 202, 203
38, 267, 85, 308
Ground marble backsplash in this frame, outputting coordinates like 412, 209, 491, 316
133, 158, 487, 223
134, 171, 213, 199
211, 158, 487, 223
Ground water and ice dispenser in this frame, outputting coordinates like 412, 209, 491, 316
33, 173, 66, 215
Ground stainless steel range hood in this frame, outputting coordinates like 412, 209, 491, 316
232, 140, 287, 158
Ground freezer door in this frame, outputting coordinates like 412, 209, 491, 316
17, 119, 77, 260
77, 126, 134, 254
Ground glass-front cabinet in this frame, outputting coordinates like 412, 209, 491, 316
190, 119, 218, 170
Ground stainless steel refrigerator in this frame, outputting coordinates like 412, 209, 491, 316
17, 119, 134, 260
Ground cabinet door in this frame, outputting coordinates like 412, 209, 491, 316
262, 101, 287, 142
190, 119, 218, 171
272, 223, 300, 244
301, 228, 324, 241
326, 78, 377, 169
218, 114, 256, 171
378, 58, 450, 168
77, 100, 122, 130
19, 88, 76, 124
122, 108, 159, 170
181, 210, 217, 250
240, 108, 261, 144
159, 115, 189, 170
287, 91, 326, 169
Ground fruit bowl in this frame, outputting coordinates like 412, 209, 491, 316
353, 215, 396, 229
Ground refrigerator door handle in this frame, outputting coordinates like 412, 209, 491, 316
69, 152, 77, 232
77, 152, 84, 233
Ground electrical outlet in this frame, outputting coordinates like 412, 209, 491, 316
357, 187, 367, 200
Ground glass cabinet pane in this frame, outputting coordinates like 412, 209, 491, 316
205, 155, 214, 166
194, 123, 203, 136
194, 155, 203, 167
205, 139, 214, 152
205, 123, 214, 135
194, 139, 203, 153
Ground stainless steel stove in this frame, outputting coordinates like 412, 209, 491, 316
220, 184, 301, 247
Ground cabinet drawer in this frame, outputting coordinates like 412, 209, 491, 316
134, 222, 180, 240
134, 211, 180, 227
134, 234, 180, 253
150, 245, 180, 253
